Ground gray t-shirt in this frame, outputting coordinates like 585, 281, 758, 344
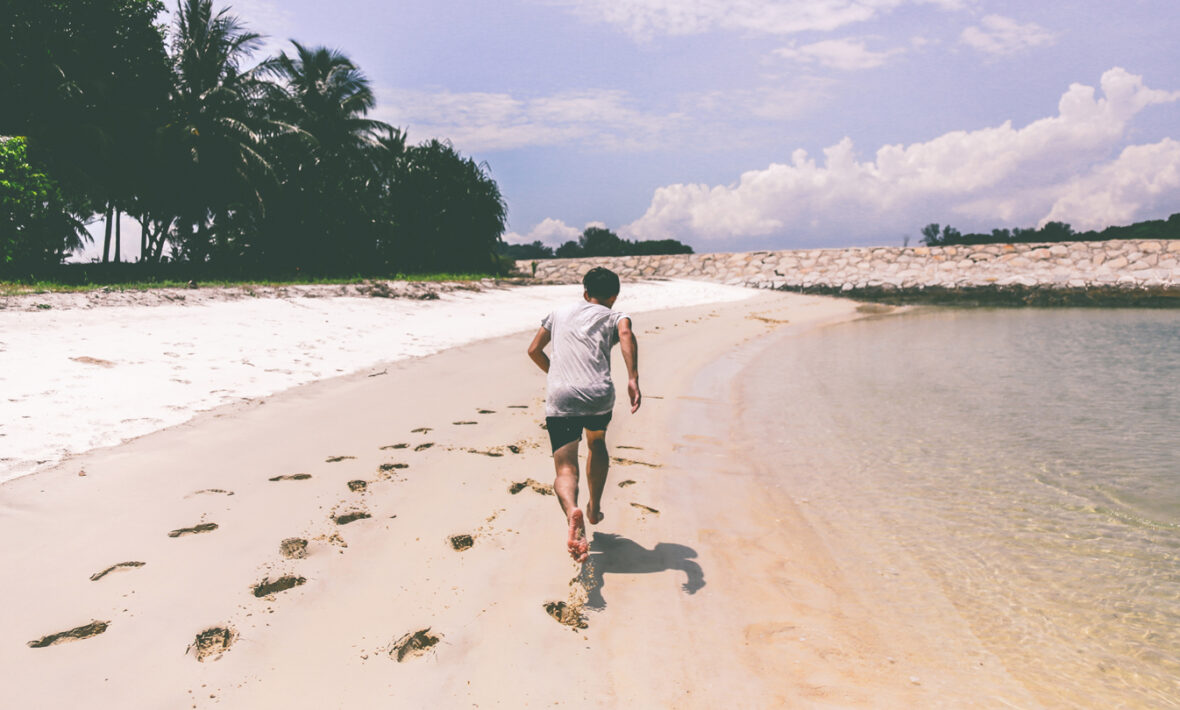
541, 300, 630, 417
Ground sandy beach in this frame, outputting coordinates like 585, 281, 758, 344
0, 287, 1040, 708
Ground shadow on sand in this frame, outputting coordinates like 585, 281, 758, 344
580, 532, 705, 610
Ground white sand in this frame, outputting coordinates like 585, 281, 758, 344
0, 280, 753, 482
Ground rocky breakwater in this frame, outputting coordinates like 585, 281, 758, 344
518, 239, 1180, 306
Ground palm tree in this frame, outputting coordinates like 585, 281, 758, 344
164, 0, 278, 263
263, 42, 391, 271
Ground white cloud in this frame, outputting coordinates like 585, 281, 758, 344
773, 38, 905, 70
960, 14, 1056, 56
546, 0, 967, 40
504, 218, 589, 247
622, 68, 1180, 245
374, 88, 685, 152
1041, 139, 1180, 230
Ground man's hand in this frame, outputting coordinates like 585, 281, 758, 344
618, 317, 640, 413
528, 327, 551, 373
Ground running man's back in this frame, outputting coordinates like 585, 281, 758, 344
541, 300, 629, 417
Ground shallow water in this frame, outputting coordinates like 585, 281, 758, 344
740, 308, 1180, 708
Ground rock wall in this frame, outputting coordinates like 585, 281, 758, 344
517, 239, 1180, 305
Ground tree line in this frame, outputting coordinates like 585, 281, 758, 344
920, 213, 1180, 247
1, 0, 507, 279
498, 226, 693, 260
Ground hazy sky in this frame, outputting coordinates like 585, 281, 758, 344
100, 0, 1180, 254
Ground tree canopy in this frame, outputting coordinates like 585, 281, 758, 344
0, 0, 509, 279
498, 226, 693, 260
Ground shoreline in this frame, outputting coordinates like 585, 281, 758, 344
0, 289, 1026, 708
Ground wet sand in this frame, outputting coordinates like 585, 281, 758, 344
0, 291, 1037, 708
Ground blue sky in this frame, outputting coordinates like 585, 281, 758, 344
94, 0, 1180, 255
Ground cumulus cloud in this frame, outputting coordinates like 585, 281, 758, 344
773, 38, 905, 70
622, 68, 1180, 246
374, 89, 685, 152
960, 15, 1056, 56
1041, 139, 1180, 230
546, 0, 966, 40
504, 218, 599, 247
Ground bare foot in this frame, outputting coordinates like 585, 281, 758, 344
585, 499, 604, 525
567, 509, 589, 563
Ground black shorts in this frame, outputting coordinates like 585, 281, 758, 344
546, 413, 612, 452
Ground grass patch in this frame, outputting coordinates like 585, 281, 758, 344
0, 272, 503, 296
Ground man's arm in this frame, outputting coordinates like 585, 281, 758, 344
527, 327, 551, 373
618, 317, 641, 413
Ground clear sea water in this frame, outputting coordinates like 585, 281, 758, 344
739, 308, 1180, 708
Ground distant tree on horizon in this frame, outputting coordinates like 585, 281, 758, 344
918, 214, 1178, 247
551, 226, 694, 259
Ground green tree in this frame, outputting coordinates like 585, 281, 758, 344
1037, 221, 1073, 242
0, 0, 171, 259
0, 137, 88, 268
163, 0, 277, 264
384, 139, 507, 272
261, 42, 388, 271
920, 223, 941, 246
577, 226, 627, 256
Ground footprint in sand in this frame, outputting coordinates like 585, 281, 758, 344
411, 427, 432, 434
389, 629, 441, 662
616, 445, 643, 451
413, 443, 434, 452
617, 480, 637, 488
189, 626, 235, 662
611, 456, 661, 468
90, 561, 145, 581
477, 409, 496, 414
630, 503, 660, 515
280, 538, 308, 559
187, 488, 235, 498
252, 575, 306, 598
380, 443, 409, 450
168, 523, 218, 538
448, 534, 475, 551
70, 356, 116, 368
507, 404, 528, 409
543, 601, 588, 630
269, 473, 311, 481
325, 455, 355, 463
453, 420, 477, 425
347, 480, 368, 492
28, 621, 110, 648
508, 479, 554, 496
334, 511, 372, 525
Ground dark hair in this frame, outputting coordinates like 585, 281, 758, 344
582, 266, 620, 300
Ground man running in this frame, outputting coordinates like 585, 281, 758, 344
527, 267, 641, 563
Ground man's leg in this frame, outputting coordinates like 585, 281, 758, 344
553, 439, 588, 561
584, 428, 609, 525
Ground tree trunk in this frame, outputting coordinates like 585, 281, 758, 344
102, 202, 113, 263
114, 208, 122, 263
140, 214, 148, 262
